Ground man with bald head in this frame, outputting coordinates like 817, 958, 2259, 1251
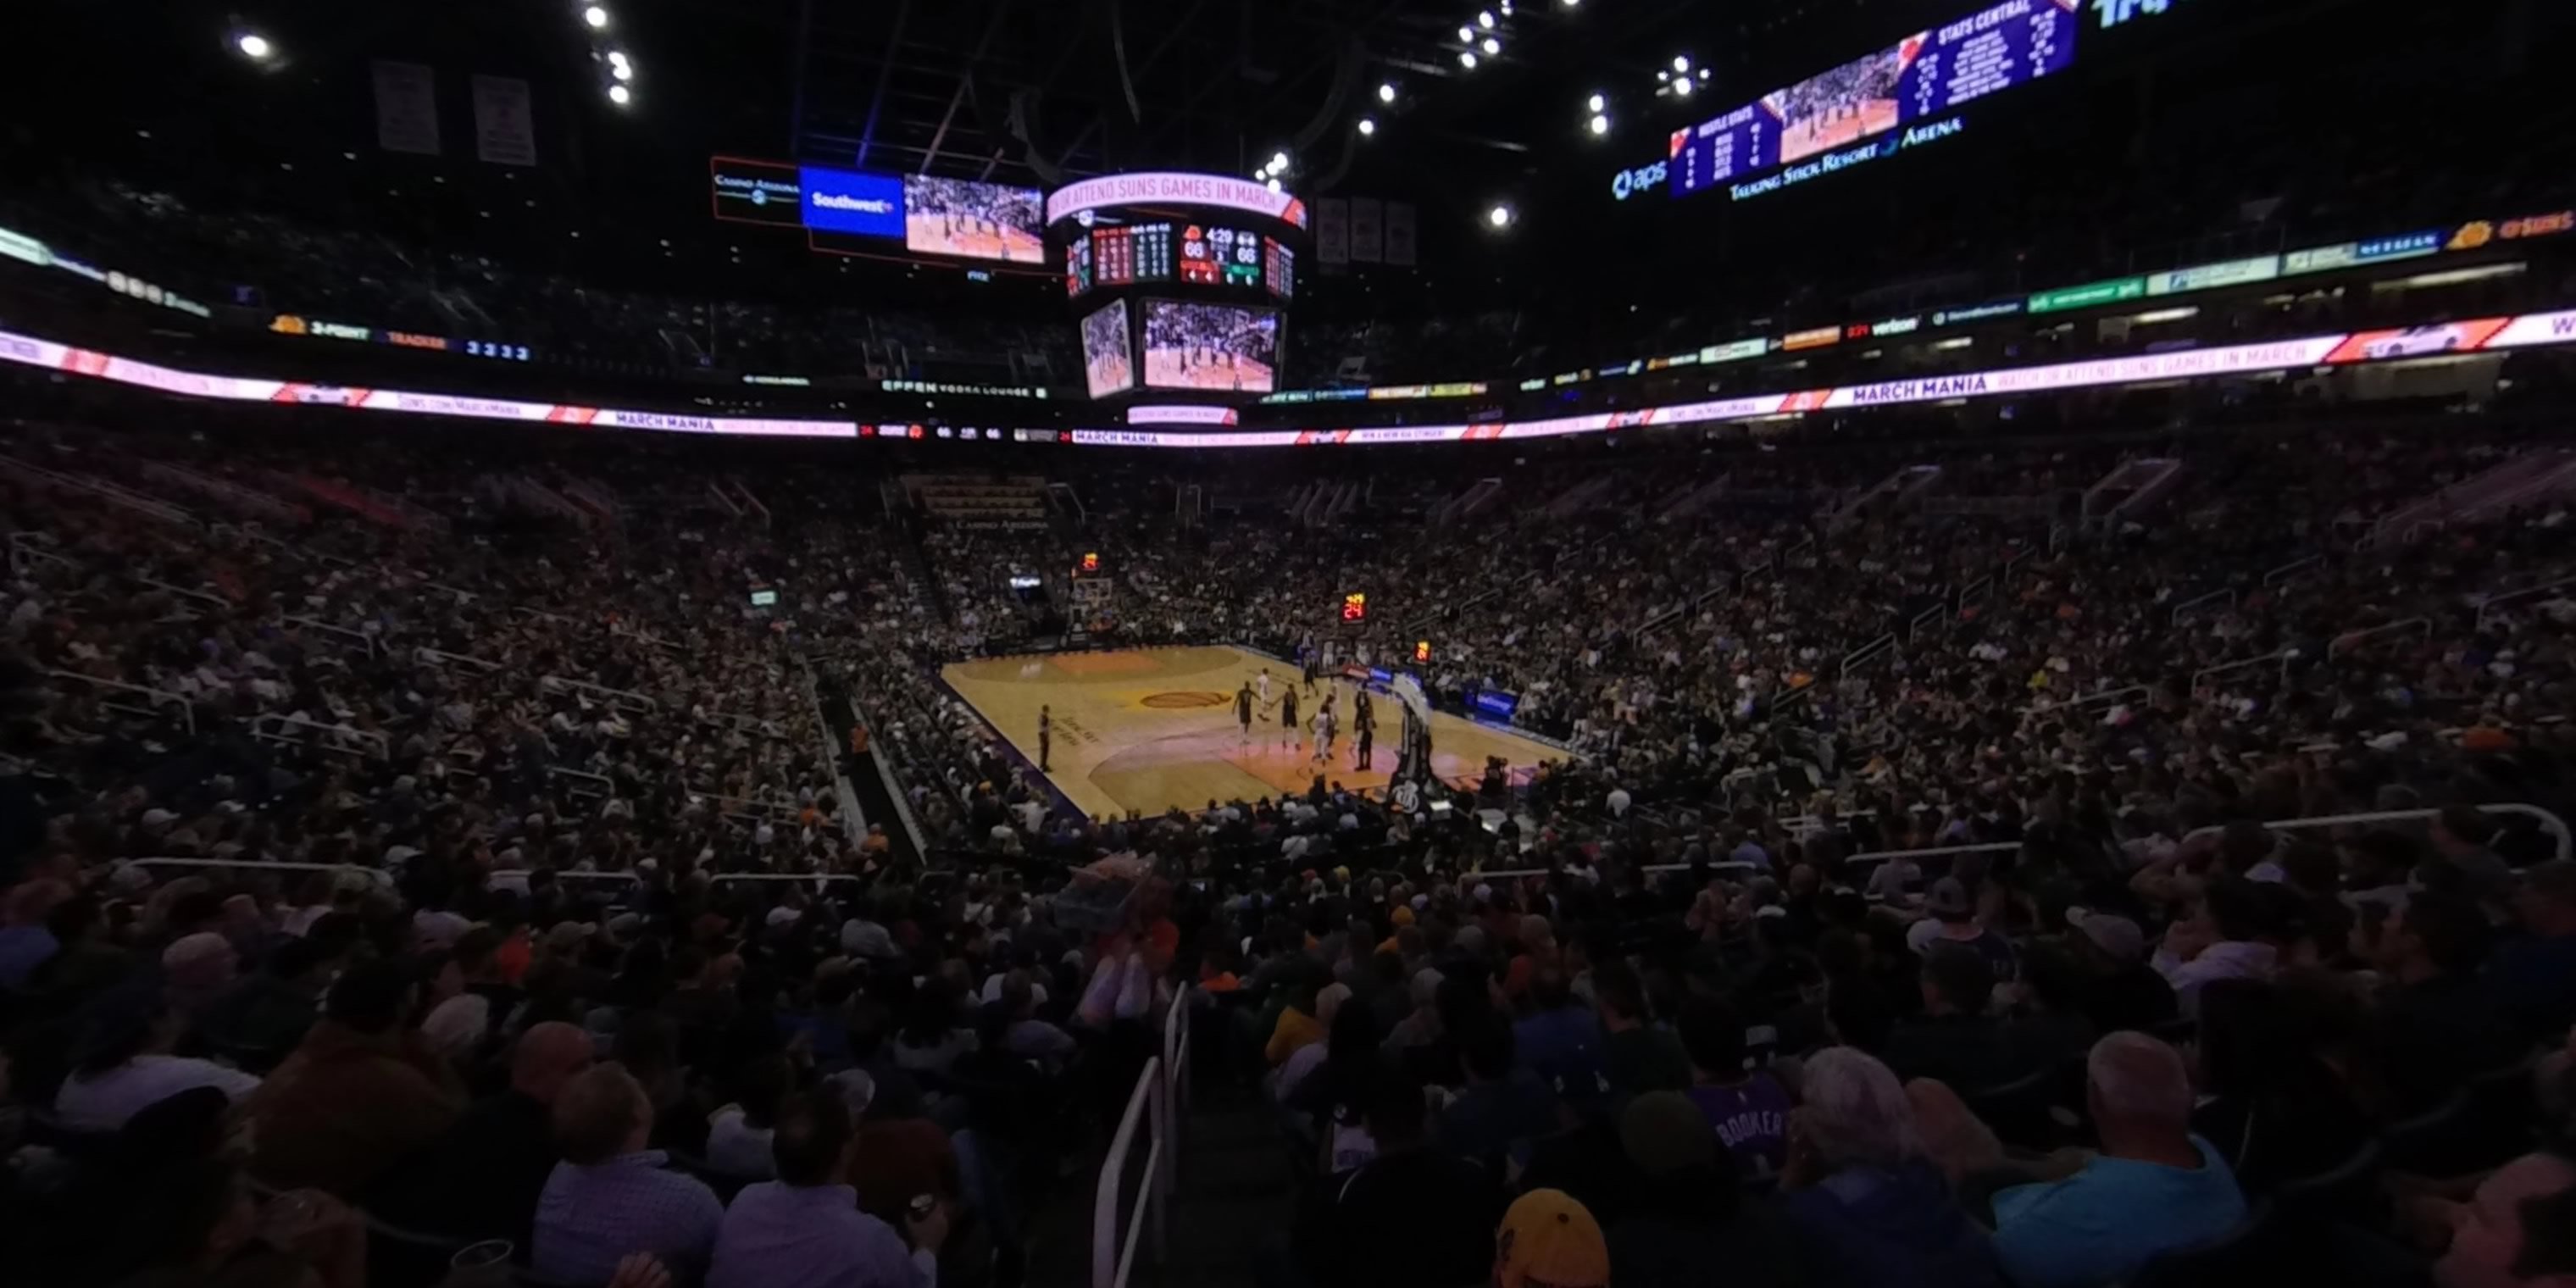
375, 1020, 596, 1246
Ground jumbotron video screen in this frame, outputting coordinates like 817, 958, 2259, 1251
1140, 302, 1280, 393
1080, 299, 1135, 399
902, 176, 1045, 264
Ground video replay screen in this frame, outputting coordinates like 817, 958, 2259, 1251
1140, 303, 1280, 393
1080, 300, 1135, 399
902, 175, 1045, 264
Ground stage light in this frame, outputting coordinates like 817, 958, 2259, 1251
608, 83, 631, 105
1586, 92, 1606, 114
1458, 25, 1474, 41
1357, 117, 1377, 136
1268, 150, 1290, 173
1266, 178, 1283, 192
1698, 68, 1711, 81
1657, 69, 1669, 82
1674, 79, 1693, 97
234, 31, 274, 60
1477, 10, 1496, 29
1458, 50, 1478, 69
1673, 55, 1690, 73
1378, 81, 1397, 103
1588, 114, 1610, 136
583, 5, 609, 29
1561, 0, 1579, 7
1487, 203, 1514, 229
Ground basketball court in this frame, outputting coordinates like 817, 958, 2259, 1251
941, 644, 1568, 820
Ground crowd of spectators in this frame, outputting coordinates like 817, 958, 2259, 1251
0, 401, 2573, 1288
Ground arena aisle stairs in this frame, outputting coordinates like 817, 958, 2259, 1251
1024, 1081, 1297, 1288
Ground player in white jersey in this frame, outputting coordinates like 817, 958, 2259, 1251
1312, 701, 1336, 765
1256, 668, 1272, 708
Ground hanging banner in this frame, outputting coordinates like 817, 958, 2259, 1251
470, 75, 537, 167
1385, 202, 1418, 267
1316, 198, 1349, 265
1349, 197, 1385, 264
372, 61, 442, 156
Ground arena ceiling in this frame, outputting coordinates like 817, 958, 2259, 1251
8, 0, 1951, 216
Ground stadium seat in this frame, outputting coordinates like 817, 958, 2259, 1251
1966, 1065, 2066, 1152
2125, 1201, 2279, 1288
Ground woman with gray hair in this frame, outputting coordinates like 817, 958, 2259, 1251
1777, 1047, 2005, 1288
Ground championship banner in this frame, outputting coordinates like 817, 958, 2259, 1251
1349, 197, 1384, 264
470, 75, 537, 167
1316, 199, 1349, 265
1385, 203, 1418, 267
373, 61, 442, 156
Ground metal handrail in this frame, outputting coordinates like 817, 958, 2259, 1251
251, 713, 390, 760
127, 857, 394, 886
2170, 587, 2235, 625
2191, 649, 2296, 691
2182, 804, 2570, 864
2328, 618, 2431, 663
46, 669, 196, 735
1094, 1056, 1168, 1288
541, 675, 658, 711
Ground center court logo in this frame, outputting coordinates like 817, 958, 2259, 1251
1141, 691, 1229, 709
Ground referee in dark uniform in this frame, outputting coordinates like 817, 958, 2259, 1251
1039, 705, 1052, 771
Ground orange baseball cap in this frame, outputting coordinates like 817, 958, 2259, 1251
1494, 1189, 1608, 1288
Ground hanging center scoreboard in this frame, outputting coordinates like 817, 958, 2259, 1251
1047, 172, 1310, 404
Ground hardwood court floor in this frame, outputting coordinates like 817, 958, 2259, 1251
941, 645, 1568, 820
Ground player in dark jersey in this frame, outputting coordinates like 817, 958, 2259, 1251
1279, 686, 1300, 753
1039, 705, 1052, 772
1235, 682, 1255, 747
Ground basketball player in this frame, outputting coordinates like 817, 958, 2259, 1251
1301, 648, 1320, 696
1312, 697, 1335, 766
1038, 705, 1052, 772
1235, 681, 1255, 747
1256, 667, 1273, 709
1355, 717, 1374, 771
1279, 684, 1300, 753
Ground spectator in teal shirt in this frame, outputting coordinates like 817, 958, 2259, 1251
1989, 1032, 2246, 1288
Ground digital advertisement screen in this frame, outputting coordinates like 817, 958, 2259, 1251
1093, 224, 1175, 286
1668, 0, 2077, 199
1141, 302, 1280, 393
1067, 236, 1093, 297
1080, 300, 1135, 400
710, 158, 803, 227
902, 176, 1045, 264
799, 166, 906, 238
1263, 237, 1296, 300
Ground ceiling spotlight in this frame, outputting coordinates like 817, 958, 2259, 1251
1458, 50, 1478, 69
233, 31, 274, 60
1673, 55, 1691, 73
1674, 78, 1693, 97
608, 83, 631, 105
1378, 82, 1397, 103
1657, 69, 1670, 82
1698, 68, 1711, 80
1499, 0, 1513, 13
1586, 92, 1606, 114
1268, 150, 1290, 173
1588, 114, 1610, 136
1266, 178, 1283, 193
583, 5, 609, 29
1478, 10, 1496, 28
1487, 203, 1514, 229
1481, 36, 1500, 54
1458, 25, 1475, 41
1357, 117, 1377, 136
612, 61, 634, 81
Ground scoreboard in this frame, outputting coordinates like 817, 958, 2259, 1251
1093, 225, 1176, 286
1669, 0, 2078, 199
1264, 238, 1296, 300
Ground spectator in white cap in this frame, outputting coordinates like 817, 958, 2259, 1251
2062, 909, 2177, 1035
